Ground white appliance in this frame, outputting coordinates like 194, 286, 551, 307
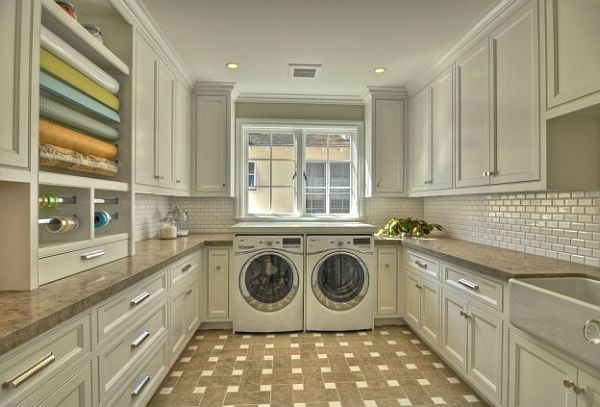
305, 235, 374, 331
233, 235, 304, 332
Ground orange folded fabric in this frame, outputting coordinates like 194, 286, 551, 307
39, 119, 118, 160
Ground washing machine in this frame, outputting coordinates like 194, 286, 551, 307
305, 235, 374, 331
233, 235, 304, 332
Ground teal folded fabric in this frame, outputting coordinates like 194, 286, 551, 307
40, 96, 119, 141
39, 71, 120, 124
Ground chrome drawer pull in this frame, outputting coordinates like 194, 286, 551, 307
130, 331, 150, 348
182, 264, 192, 272
460, 310, 471, 319
563, 379, 574, 389
3, 353, 56, 388
81, 250, 105, 260
130, 291, 150, 306
185, 288, 193, 295
414, 260, 428, 269
458, 278, 479, 290
573, 385, 585, 395
131, 374, 151, 396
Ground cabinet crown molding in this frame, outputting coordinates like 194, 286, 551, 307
362, 86, 408, 102
193, 82, 237, 97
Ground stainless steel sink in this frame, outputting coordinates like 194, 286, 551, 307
509, 277, 600, 370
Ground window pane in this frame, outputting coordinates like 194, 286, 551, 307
254, 160, 271, 187
306, 190, 326, 214
306, 134, 327, 160
271, 133, 295, 159
271, 187, 295, 213
248, 162, 256, 188
330, 163, 351, 187
272, 161, 295, 187
248, 132, 271, 159
306, 162, 325, 187
328, 134, 351, 161
330, 190, 351, 214
248, 187, 271, 214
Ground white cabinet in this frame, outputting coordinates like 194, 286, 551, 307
206, 248, 230, 320
375, 247, 399, 317
441, 289, 467, 371
410, 67, 453, 194
174, 80, 192, 195
169, 273, 198, 361
156, 60, 175, 190
405, 270, 422, 327
405, 270, 440, 346
546, 0, 600, 111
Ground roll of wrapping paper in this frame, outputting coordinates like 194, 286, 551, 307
40, 96, 119, 141
41, 49, 120, 111
40, 119, 118, 160
46, 215, 79, 234
41, 26, 119, 94
39, 143, 118, 177
94, 210, 112, 228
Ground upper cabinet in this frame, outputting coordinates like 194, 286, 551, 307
546, 0, 600, 116
364, 88, 407, 197
193, 84, 235, 197
174, 80, 192, 195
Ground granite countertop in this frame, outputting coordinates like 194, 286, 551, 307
0, 234, 233, 357
376, 235, 600, 281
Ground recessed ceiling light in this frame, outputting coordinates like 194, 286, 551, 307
374, 67, 386, 74
226, 63, 239, 69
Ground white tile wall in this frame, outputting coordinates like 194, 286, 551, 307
364, 197, 424, 229
134, 194, 171, 241
424, 191, 600, 267
169, 197, 236, 234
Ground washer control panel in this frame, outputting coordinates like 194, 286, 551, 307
235, 235, 303, 253
306, 235, 373, 253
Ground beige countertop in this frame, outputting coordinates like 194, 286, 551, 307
0, 234, 232, 357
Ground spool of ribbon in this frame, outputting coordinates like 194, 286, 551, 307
46, 215, 79, 234
39, 194, 60, 209
94, 210, 112, 228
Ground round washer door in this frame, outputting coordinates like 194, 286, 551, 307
312, 252, 369, 311
240, 252, 299, 312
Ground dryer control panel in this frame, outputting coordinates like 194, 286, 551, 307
235, 235, 303, 254
306, 235, 373, 254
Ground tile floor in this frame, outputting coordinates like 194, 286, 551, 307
149, 326, 489, 407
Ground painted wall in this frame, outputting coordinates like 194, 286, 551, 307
236, 102, 364, 121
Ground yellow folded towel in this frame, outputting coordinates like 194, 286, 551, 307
40, 48, 120, 111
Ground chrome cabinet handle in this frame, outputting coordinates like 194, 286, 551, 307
458, 278, 479, 290
415, 283, 422, 289
563, 379, 574, 389
182, 264, 192, 272
130, 291, 150, 306
81, 250, 105, 260
130, 331, 150, 348
460, 310, 471, 319
573, 385, 585, 394
415, 260, 428, 269
3, 353, 56, 388
131, 375, 151, 397
185, 288, 193, 295
176, 179, 182, 183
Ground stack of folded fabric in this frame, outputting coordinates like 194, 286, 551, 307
39, 26, 121, 177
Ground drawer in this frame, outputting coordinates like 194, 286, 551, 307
0, 313, 91, 407
39, 239, 129, 285
98, 301, 168, 401
103, 338, 168, 407
443, 263, 504, 311
169, 252, 200, 288
97, 271, 167, 345
405, 249, 440, 280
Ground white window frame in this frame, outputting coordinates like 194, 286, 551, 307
236, 119, 365, 220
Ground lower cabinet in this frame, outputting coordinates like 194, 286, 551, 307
375, 247, 400, 317
169, 272, 199, 362
405, 270, 440, 346
206, 248, 230, 321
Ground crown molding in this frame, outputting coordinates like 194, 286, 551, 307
361, 86, 408, 101
235, 93, 365, 105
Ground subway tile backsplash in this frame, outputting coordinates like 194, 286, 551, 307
134, 194, 171, 241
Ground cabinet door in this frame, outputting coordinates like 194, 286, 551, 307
546, 0, 600, 108
409, 87, 431, 192
184, 275, 200, 335
456, 39, 491, 188
467, 303, 503, 405
405, 271, 421, 328
19, 363, 93, 407
441, 289, 467, 372
169, 284, 186, 360
195, 95, 228, 195
0, 0, 30, 170
509, 331, 577, 407
376, 248, 398, 317
157, 60, 175, 190
374, 99, 405, 195
134, 32, 158, 187
491, 0, 540, 185
174, 81, 191, 194
207, 249, 229, 320
577, 370, 600, 407
430, 67, 454, 190
420, 277, 440, 346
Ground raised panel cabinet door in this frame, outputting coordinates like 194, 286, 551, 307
19, 363, 93, 407
509, 331, 577, 407
207, 249, 229, 320
405, 271, 421, 329
430, 67, 454, 190
183, 275, 200, 335
577, 370, 600, 407
409, 87, 431, 192
134, 32, 159, 187
169, 284, 186, 360
546, 0, 600, 108
456, 39, 491, 188
467, 303, 503, 405
374, 99, 405, 195
420, 277, 440, 346
441, 289, 467, 372
492, 0, 540, 185
376, 248, 398, 316
0, 0, 31, 170
195, 95, 228, 195
157, 61, 175, 190
175, 80, 192, 194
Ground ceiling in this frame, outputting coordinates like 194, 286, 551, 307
141, 0, 501, 96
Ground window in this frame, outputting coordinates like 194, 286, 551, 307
238, 121, 362, 219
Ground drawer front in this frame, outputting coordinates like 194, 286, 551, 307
169, 252, 200, 288
104, 338, 168, 407
0, 313, 91, 406
98, 301, 168, 401
405, 250, 440, 280
39, 239, 129, 285
443, 263, 503, 311
97, 271, 167, 345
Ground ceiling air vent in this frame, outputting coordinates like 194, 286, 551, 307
288, 64, 321, 79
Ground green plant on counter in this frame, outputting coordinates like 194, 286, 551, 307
376, 217, 445, 238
